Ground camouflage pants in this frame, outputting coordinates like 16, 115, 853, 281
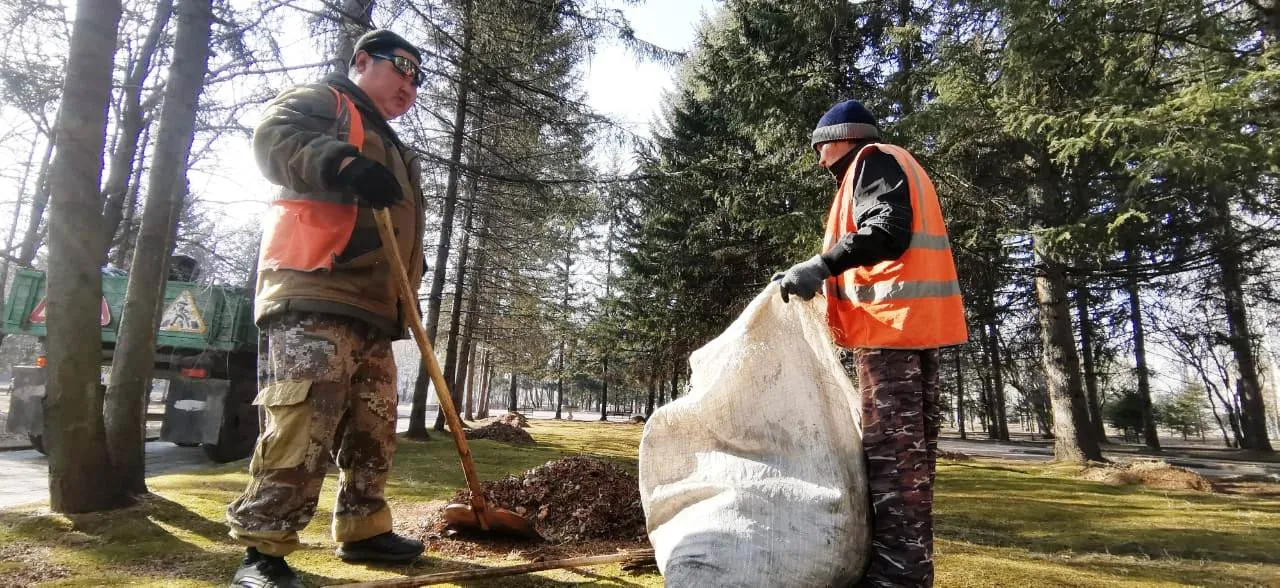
842, 348, 941, 588
227, 311, 399, 557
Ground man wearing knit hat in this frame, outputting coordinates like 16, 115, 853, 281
777, 99, 968, 587
226, 28, 428, 587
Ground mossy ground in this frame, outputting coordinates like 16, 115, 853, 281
1, 420, 1277, 586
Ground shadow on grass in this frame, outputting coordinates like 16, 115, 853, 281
936, 461, 1280, 569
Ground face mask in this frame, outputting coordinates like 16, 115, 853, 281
826, 148, 859, 184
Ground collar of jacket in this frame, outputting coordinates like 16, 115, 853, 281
323, 73, 406, 152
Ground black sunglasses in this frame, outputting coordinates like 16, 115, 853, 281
368, 52, 425, 87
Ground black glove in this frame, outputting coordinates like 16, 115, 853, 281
336, 156, 403, 209
774, 255, 832, 303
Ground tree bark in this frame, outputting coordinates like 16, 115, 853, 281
986, 321, 1010, 440
1035, 243, 1105, 462
645, 376, 655, 417
954, 347, 966, 439
433, 190, 476, 431
507, 372, 518, 412
44, 0, 129, 514
105, 0, 215, 496
1124, 250, 1160, 451
101, 0, 172, 252
456, 248, 486, 422
17, 132, 56, 267
1209, 188, 1272, 451
328, 0, 374, 72
410, 0, 474, 438
462, 344, 476, 421
1074, 287, 1107, 442
112, 125, 151, 269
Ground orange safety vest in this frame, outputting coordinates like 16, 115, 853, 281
822, 143, 968, 349
258, 87, 364, 273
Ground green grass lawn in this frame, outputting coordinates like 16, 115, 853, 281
1, 420, 1278, 587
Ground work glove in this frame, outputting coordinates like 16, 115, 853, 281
773, 255, 831, 303
337, 156, 403, 209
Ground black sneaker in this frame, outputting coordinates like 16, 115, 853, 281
336, 531, 425, 563
230, 547, 304, 588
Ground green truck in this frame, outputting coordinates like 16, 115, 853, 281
1, 264, 260, 462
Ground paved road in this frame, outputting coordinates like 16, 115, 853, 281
0, 441, 209, 509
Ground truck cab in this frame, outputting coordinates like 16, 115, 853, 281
2, 263, 259, 462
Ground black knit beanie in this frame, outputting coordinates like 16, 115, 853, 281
350, 29, 422, 65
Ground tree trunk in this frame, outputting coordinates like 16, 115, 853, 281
462, 344, 476, 421
1210, 189, 1272, 451
507, 372, 518, 413
101, 0, 172, 252
476, 351, 491, 419
433, 191, 476, 431
645, 377, 655, 417
555, 339, 565, 420
976, 324, 998, 437
410, 0, 474, 438
112, 125, 151, 269
1124, 250, 1160, 451
328, 0, 374, 72
1035, 244, 1105, 463
18, 132, 56, 267
456, 250, 486, 422
955, 347, 966, 440
44, 0, 129, 514
1074, 287, 1107, 442
104, 0, 215, 497
986, 321, 1010, 440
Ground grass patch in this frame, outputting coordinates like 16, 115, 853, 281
0, 420, 1277, 586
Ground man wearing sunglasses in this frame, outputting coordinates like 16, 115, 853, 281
227, 29, 427, 588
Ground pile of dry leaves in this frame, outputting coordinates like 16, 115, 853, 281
496, 412, 530, 428
1080, 459, 1212, 492
445, 456, 646, 543
465, 422, 536, 446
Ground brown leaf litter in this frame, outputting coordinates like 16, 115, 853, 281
1080, 459, 1213, 492
406, 456, 649, 561
465, 421, 536, 446
496, 412, 530, 428
0, 543, 71, 587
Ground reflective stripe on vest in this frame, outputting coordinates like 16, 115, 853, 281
822, 143, 969, 349
258, 88, 363, 273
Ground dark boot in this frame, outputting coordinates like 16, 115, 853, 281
230, 547, 303, 588
336, 531, 424, 563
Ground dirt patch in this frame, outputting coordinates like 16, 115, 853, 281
465, 422, 536, 446
0, 543, 71, 587
938, 450, 972, 461
1080, 460, 1213, 492
496, 412, 530, 428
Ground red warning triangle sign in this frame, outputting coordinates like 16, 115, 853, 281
28, 298, 45, 323
27, 297, 111, 326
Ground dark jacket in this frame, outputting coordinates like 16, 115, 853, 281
820, 148, 913, 274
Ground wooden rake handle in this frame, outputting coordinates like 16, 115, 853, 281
329, 548, 657, 587
373, 208, 491, 530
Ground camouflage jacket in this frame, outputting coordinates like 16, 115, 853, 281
253, 73, 425, 339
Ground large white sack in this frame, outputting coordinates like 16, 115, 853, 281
639, 283, 869, 587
